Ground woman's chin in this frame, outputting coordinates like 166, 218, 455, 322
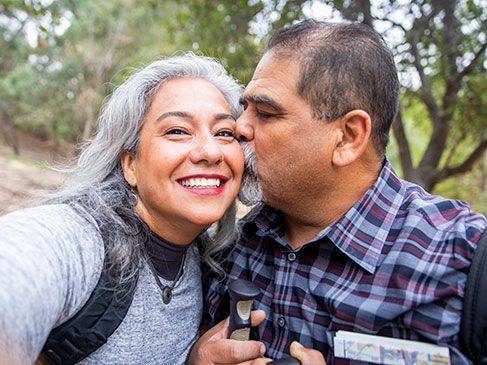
186, 209, 229, 228
192, 216, 224, 227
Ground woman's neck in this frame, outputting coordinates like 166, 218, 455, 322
134, 204, 203, 245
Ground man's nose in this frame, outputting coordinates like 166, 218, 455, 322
189, 136, 223, 165
236, 112, 255, 142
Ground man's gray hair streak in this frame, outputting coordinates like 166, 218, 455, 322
43, 52, 242, 284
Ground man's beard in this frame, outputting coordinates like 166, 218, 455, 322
238, 142, 264, 206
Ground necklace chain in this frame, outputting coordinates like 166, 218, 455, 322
142, 243, 186, 305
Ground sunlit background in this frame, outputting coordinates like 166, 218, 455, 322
0, 0, 486, 214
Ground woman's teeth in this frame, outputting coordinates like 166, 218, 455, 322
179, 178, 222, 188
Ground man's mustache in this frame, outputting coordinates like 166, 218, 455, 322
238, 142, 263, 206
241, 142, 258, 178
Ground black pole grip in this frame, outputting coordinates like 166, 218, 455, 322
228, 279, 260, 340
267, 357, 301, 365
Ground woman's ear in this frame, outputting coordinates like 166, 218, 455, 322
120, 150, 138, 188
332, 109, 372, 167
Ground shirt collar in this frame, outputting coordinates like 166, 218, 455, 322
240, 203, 285, 242
323, 159, 405, 273
240, 160, 406, 274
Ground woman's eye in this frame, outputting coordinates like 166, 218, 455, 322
216, 130, 236, 138
165, 128, 189, 136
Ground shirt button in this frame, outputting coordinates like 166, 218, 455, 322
287, 252, 297, 262
277, 316, 286, 328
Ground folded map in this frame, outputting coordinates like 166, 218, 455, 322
333, 330, 450, 365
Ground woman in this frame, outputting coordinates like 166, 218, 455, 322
0, 53, 244, 364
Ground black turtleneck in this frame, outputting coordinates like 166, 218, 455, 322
145, 232, 192, 281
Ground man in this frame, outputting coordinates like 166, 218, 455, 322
190, 20, 486, 364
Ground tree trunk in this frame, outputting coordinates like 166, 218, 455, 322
0, 114, 20, 156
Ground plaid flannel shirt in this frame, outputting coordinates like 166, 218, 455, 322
203, 160, 486, 364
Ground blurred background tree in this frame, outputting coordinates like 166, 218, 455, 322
0, 0, 485, 213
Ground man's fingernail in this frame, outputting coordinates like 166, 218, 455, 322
260, 344, 266, 355
290, 341, 304, 360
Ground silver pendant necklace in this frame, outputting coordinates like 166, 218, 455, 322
142, 243, 186, 305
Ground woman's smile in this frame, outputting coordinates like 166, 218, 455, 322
177, 174, 228, 195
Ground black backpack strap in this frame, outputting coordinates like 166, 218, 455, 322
40, 263, 139, 364
460, 231, 487, 364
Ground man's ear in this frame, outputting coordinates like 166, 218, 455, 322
120, 150, 138, 188
332, 109, 372, 167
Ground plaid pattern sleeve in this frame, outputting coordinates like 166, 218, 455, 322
203, 160, 486, 365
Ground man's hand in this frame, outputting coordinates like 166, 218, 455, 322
189, 310, 266, 365
289, 341, 326, 365
245, 341, 326, 365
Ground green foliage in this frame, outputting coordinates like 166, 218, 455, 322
169, 1, 265, 83
169, 1, 306, 84
434, 163, 487, 215
0, 0, 304, 144
0, 0, 485, 213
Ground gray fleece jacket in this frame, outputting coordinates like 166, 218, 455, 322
0, 204, 202, 364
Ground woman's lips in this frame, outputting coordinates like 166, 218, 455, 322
177, 174, 228, 195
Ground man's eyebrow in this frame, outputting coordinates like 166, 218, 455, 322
240, 95, 284, 113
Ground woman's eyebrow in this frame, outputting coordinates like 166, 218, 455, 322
215, 113, 236, 121
156, 111, 235, 123
156, 111, 192, 122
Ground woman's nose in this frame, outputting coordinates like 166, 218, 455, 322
189, 136, 224, 165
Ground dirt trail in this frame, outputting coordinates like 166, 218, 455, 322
0, 152, 64, 215
0, 130, 76, 214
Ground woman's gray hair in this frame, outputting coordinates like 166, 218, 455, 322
44, 52, 242, 285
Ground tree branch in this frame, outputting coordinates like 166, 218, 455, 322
455, 42, 487, 83
440, 1, 474, 114
333, 0, 373, 27
356, 0, 373, 28
391, 110, 415, 178
382, 18, 407, 33
407, 6, 442, 124
434, 140, 487, 182
443, 123, 467, 168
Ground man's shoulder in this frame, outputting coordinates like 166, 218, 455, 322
399, 181, 486, 234
373, 161, 485, 233
398, 182, 487, 247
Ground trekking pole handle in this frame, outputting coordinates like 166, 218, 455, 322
267, 358, 301, 365
228, 279, 260, 340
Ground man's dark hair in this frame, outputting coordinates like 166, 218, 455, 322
265, 20, 400, 155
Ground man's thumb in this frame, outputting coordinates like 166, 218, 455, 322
290, 341, 326, 365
